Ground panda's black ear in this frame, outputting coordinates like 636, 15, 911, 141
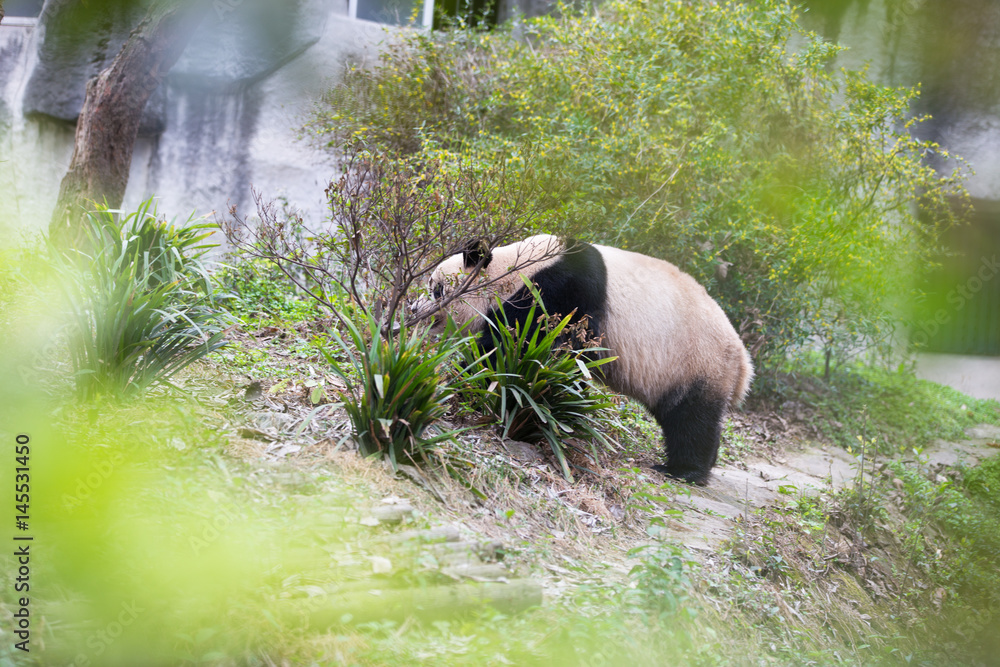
461, 239, 493, 270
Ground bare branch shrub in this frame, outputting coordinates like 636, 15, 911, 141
219, 144, 544, 333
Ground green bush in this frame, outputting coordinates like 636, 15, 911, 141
315, 0, 969, 377
457, 285, 617, 481
221, 146, 539, 334
320, 310, 470, 466
963, 455, 1000, 511
54, 199, 229, 399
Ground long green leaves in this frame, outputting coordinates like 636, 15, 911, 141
54, 199, 229, 399
318, 284, 617, 479
320, 311, 471, 467
459, 281, 618, 481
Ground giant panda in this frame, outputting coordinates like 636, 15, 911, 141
423, 234, 753, 485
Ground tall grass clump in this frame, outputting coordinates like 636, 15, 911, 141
54, 198, 229, 399
320, 310, 471, 467
459, 285, 618, 481
314, 0, 970, 381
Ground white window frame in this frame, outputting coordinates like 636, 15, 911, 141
348, 0, 433, 28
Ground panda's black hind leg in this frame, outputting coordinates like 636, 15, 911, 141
649, 382, 726, 485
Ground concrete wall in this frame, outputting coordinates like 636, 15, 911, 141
0, 3, 392, 236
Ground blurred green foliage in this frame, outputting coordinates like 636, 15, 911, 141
314, 0, 970, 378
53, 199, 229, 399
0, 393, 355, 666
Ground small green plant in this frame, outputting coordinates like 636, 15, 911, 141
626, 539, 693, 618
718, 419, 753, 465
320, 310, 470, 467
456, 284, 618, 481
837, 418, 890, 535
609, 400, 662, 459
792, 494, 828, 534
217, 257, 320, 324
962, 455, 1000, 510
54, 199, 229, 399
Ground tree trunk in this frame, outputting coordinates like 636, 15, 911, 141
48, 0, 199, 246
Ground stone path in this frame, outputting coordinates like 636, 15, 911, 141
665, 424, 1000, 552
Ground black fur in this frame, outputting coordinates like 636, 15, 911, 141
649, 381, 726, 485
479, 239, 607, 353
462, 239, 493, 270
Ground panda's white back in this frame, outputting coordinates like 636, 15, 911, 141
593, 244, 750, 407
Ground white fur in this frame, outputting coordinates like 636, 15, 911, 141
595, 244, 753, 407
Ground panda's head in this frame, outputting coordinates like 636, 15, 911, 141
417, 235, 564, 333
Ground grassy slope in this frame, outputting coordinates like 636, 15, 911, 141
3, 267, 1000, 666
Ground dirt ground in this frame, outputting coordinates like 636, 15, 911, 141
211, 350, 1000, 594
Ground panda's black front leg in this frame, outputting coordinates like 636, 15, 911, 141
649, 383, 726, 485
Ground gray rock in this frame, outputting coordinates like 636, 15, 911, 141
502, 439, 546, 464
22, 0, 166, 133
966, 423, 1000, 441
